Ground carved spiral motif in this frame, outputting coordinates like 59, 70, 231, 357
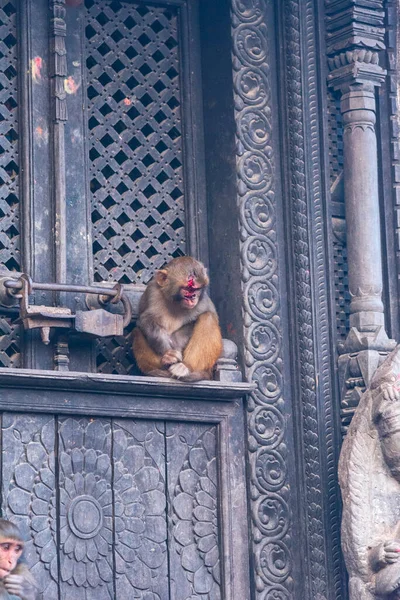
236, 68, 270, 107
232, 0, 291, 597
259, 540, 291, 583
260, 585, 290, 599
232, 0, 263, 23
239, 151, 273, 190
240, 108, 271, 150
255, 449, 287, 491
256, 494, 289, 537
235, 24, 268, 66
249, 322, 280, 362
252, 363, 282, 403
251, 405, 284, 448
243, 236, 276, 277
246, 279, 279, 319
242, 192, 275, 234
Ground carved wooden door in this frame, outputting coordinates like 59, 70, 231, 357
0, 377, 251, 600
0, 0, 252, 599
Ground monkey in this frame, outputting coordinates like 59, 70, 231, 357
0, 519, 39, 600
132, 256, 223, 381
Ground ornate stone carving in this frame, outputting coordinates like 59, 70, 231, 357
231, 0, 292, 597
327, 0, 396, 430
172, 429, 221, 599
339, 345, 400, 599
3, 414, 224, 599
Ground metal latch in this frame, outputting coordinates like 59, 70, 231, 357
0, 274, 132, 344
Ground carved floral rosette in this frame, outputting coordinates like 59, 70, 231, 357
6, 418, 167, 600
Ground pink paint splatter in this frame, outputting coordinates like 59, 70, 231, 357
64, 76, 80, 95
31, 57, 43, 83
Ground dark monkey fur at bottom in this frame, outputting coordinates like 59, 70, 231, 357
133, 256, 223, 381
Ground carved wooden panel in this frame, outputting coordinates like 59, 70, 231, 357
85, 0, 186, 286
2, 413, 221, 600
0, 0, 21, 367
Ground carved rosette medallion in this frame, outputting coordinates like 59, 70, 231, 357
231, 0, 292, 597
7, 418, 167, 600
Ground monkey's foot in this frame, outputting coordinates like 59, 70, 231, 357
161, 349, 183, 366
169, 362, 190, 379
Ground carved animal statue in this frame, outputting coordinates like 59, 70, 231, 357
0, 519, 39, 600
339, 345, 400, 600
132, 256, 223, 381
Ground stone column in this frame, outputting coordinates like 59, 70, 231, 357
326, 0, 396, 429
341, 83, 384, 333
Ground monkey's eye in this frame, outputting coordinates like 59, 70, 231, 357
0, 544, 10, 551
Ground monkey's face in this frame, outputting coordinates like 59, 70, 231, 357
177, 276, 204, 309
0, 539, 23, 579
156, 258, 209, 310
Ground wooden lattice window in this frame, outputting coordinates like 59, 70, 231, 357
86, 0, 186, 286
0, 0, 21, 367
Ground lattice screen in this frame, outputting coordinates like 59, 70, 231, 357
0, 0, 21, 367
85, 0, 186, 286
328, 89, 343, 187
333, 237, 350, 342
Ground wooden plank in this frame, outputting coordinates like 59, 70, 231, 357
1, 412, 58, 598
166, 421, 221, 600
113, 419, 169, 600
58, 417, 113, 600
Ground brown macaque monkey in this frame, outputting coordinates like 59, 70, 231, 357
133, 256, 223, 381
0, 519, 39, 600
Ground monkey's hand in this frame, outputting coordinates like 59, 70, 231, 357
4, 574, 37, 600
161, 349, 183, 367
169, 362, 190, 379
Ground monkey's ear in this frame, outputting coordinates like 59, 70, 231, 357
156, 269, 168, 287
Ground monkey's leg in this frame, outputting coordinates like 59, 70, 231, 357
182, 312, 223, 380
132, 328, 165, 374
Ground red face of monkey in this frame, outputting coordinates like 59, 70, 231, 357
0, 539, 23, 579
156, 257, 209, 310
179, 275, 203, 309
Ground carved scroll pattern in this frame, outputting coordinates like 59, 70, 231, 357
231, 1, 292, 597
286, 0, 333, 596
2, 415, 222, 600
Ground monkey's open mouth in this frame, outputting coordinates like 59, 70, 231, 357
183, 294, 197, 307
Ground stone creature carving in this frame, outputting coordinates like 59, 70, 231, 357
339, 345, 400, 599
0, 519, 39, 600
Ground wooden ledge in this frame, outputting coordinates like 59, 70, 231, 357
0, 368, 256, 402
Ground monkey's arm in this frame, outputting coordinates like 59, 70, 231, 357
137, 313, 173, 355
182, 311, 223, 377
132, 328, 164, 374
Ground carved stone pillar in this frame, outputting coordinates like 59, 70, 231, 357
342, 83, 383, 331
327, 0, 396, 431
